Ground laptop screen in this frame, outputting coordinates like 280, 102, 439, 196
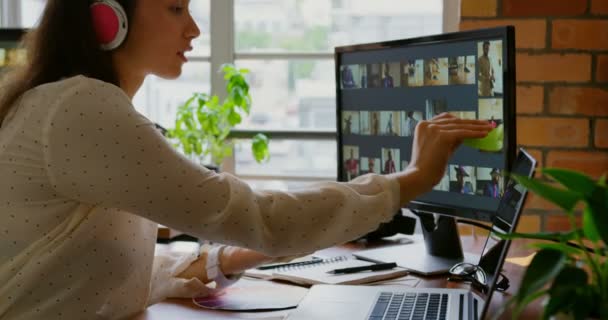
476, 148, 536, 317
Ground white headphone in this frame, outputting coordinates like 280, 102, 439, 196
90, 0, 129, 51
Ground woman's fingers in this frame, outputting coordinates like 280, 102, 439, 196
428, 123, 493, 132
430, 117, 492, 126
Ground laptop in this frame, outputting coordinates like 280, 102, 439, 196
287, 149, 536, 320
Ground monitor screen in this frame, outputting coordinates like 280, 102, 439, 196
0, 29, 27, 77
335, 26, 515, 222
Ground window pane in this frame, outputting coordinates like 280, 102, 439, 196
235, 0, 442, 53
235, 139, 337, 179
189, 0, 211, 57
133, 62, 210, 129
20, 0, 46, 27
236, 59, 336, 130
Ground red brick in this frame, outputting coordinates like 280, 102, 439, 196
516, 214, 541, 233
517, 53, 591, 83
518, 117, 589, 147
524, 181, 586, 211
461, 0, 497, 17
547, 151, 608, 178
503, 0, 587, 16
548, 87, 608, 116
597, 54, 608, 82
459, 19, 546, 49
591, 0, 608, 15
546, 215, 582, 232
525, 192, 560, 210
595, 119, 608, 148
552, 20, 608, 50
517, 85, 544, 114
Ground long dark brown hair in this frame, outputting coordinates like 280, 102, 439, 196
0, 0, 136, 127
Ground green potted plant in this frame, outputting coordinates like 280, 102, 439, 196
167, 63, 270, 170
496, 168, 607, 320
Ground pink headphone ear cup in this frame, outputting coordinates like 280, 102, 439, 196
90, 0, 128, 51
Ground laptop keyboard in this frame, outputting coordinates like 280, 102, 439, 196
368, 292, 449, 320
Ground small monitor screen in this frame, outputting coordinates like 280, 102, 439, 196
336, 27, 515, 222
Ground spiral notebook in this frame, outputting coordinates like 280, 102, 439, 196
244, 255, 408, 286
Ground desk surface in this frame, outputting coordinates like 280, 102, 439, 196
134, 236, 541, 319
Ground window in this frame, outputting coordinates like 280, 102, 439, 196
1, 0, 46, 28
20, 0, 46, 27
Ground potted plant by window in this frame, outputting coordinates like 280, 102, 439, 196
496, 168, 607, 320
167, 63, 270, 170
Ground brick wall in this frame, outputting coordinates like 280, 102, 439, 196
460, 0, 608, 232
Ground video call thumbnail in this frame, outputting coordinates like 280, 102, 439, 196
448, 56, 476, 85
343, 110, 422, 138
343, 145, 360, 180
423, 58, 448, 86
425, 99, 447, 120
381, 148, 400, 174
342, 111, 360, 135
432, 165, 504, 198
400, 111, 422, 137
404, 59, 424, 87
360, 157, 381, 175
477, 40, 503, 97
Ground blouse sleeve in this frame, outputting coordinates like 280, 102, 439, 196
42, 77, 402, 257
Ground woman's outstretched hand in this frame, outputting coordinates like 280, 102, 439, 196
391, 113, 493, 204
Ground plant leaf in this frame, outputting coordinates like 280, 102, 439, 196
543, 168, 596, 197
587, 185, 608, 246
543, 266, 589, 319
252, 133, 270, 163
527, 242, 584, 256
512, 174, 582, 212
517, 249, 566, 303
512, 289, 549, 320
582, 205, 601, 243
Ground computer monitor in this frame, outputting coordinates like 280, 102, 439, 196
0, 29, 27, 77
335, 26, 516, 274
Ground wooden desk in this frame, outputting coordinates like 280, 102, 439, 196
134, 236, 541, 319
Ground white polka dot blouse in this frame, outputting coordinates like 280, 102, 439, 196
0, 75, 400, 319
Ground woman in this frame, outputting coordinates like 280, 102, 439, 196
0, 0, 492, 319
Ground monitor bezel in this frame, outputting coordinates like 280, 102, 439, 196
334, 26, 516, 221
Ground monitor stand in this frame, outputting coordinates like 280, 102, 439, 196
354, 210, 477, 276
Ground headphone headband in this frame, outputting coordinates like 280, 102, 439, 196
90, 0, 128, 51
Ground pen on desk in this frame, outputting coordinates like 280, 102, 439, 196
326, 262, 398, 275
256, 258, 323, 270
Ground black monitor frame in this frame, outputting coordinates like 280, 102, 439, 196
334, 26, 516, 223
